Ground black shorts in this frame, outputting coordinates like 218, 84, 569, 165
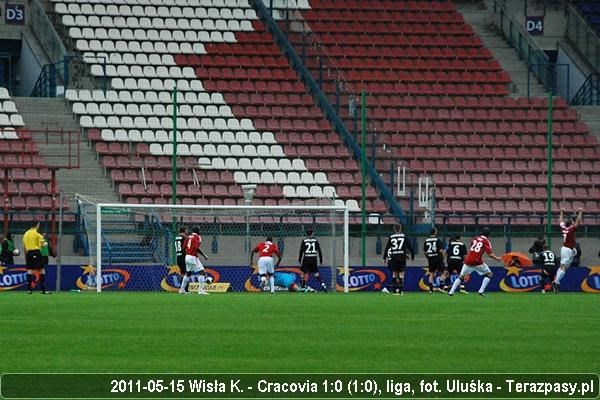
447, 260, 463, 274
541, 265, 557, 279
427, 258, 445, 273
300, 259, 318, 274
177, 255, 186, 274
25, 250, 43, 270
387, 257, 406, 272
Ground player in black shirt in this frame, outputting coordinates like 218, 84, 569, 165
174, 226, 188, 292
298, 228, 326, 292
383, 224, 415, 295
445, 234, 468, 293
423, 227, 445, 293
539, 245, 559, 293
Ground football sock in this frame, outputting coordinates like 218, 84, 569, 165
479, 276, 491, 294
398, 277, 404, 293
269, 276, 275, 293
197, 275, 206, 293
555, 269, 566, 284
39, 274, 46, 292
391, 277, 398, 293
449, 278, 461, 295
300, 278, 306, 288
179, 276, 190, 293
26, 273, 33, 291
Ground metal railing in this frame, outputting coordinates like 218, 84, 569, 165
31, 55, 107, 97
571, 72, 600, 105
251, 0, 407, 222
565, 2, 600, 74
493, 0, 555, 92
30, 0, 66, 63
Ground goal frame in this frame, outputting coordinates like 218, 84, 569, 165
95, 203, 350, 293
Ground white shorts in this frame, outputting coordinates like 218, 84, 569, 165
185, 254, 204, 273
560, 246, 575, 268
460, 263, 491, 276
258, 256, 275, 275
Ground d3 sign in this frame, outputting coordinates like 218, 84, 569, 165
6, 4, 25, 25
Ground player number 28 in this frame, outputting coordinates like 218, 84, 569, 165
470, 241, 483, 252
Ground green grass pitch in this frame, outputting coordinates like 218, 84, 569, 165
2, 292, 598, 374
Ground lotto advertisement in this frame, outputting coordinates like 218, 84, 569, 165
0, 263, 598, 292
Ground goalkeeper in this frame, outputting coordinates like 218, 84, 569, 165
273, 272, 312, 293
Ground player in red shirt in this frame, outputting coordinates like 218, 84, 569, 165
448, 227, 502, 297
250, 236, 282, 293
180, 226, 209, 295
553, 208, 583, 293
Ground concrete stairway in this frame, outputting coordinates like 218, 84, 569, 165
11, 97, 119, 204
457, 0, 550, 98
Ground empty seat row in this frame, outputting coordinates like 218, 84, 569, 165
80, 40, 204, 59
233, 170, 330, 185
62, 12, 256, 30
79, 115, 255, 131
57, 4, 254, 21
67, 87, 222, 103
74, 102, 234, 118
88, 62, 199, 77
145, 142, 286, 158
0, 114, 24, 127
199, 156, 307, 171
92, 128, 276, 145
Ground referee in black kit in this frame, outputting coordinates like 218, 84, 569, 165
298, 228, 327, 292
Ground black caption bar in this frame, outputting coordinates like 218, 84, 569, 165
1, 373, 598, 399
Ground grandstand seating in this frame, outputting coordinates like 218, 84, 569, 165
0, 87, 69, 215
57, 0, 384, 213
289, 0, 600, 220
52, 0, 600, 221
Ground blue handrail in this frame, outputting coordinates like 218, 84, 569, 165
251, 0, 407, 223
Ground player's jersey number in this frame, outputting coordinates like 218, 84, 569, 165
470, 241, 483, 252
452, 245, 461, 256
425, 241, 437, 254
543, 252, 555, 263
175, 240, 182, 252
391, 237, 404, 250
304, 242, 316, 253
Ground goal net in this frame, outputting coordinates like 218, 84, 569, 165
79, 203, 349, 293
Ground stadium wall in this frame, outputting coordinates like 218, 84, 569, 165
0, 264, 598, 293
5, 233, 600, 269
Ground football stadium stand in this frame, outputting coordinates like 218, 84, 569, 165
286, 0, 600, 222
4, 0, 594, 225
0, 87, 70, 216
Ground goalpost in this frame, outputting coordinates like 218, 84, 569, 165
84, 203, 350, 293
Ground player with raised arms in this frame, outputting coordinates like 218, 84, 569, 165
250, 237, 281, 293
180, 226, 209, 295
553, 208, 583, 293
383, 223, 414, 295
447, 227, 502, 297
175, 225, 189, 292
298, 228, 327, 292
